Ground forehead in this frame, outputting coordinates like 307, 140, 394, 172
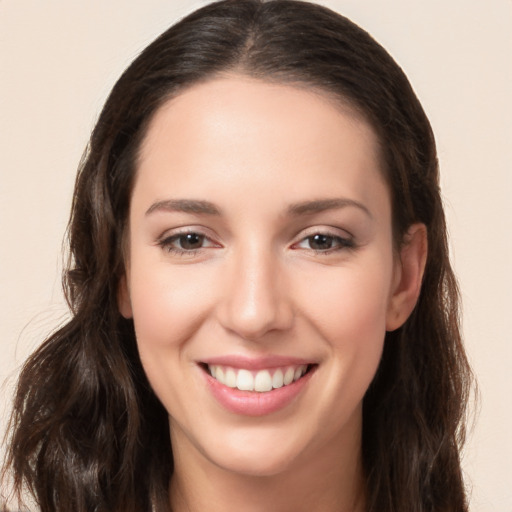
134, 75, 389, 219
140, 75, 376, 161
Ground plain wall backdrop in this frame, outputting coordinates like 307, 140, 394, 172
1, 0, 511, 510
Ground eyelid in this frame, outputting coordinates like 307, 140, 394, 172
292, 225, 354, 242
157, 225, 220, 242
156, 226, 223, 253
290, 226, 356, 252
155, 225, 355, 255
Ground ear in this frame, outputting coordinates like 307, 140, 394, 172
386, 223, 428, 331
118, 274, 133, 319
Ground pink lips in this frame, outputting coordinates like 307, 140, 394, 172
202, 354, 312, 370
200, 355, 316, 417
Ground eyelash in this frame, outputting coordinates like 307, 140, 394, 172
158, 231, 218, 256
157, 229, 355, 256
292, 232, 355, 254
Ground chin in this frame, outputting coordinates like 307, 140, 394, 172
194, 423, 317, 478
208, 447, 299, 478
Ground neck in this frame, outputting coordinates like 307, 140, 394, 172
169, 421, 366, 512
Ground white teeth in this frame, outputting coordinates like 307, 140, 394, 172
207, 364, 310, 392
216, 367, 225, 385
236, 369, 254, 391
254, 370, 272, 392
283, 367, 295, 385
225, 368, 237, 388
294, 365, 307, 382
272, 369, 284, 389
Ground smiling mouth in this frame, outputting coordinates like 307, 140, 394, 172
201, 363, 315, 393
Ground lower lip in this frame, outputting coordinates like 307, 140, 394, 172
202, 366, 315, 417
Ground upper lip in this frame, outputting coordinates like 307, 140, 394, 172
199, 355, 316, 371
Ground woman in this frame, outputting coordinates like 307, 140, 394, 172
2, 1, 473, 511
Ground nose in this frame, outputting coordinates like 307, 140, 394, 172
216, 245, 294, 341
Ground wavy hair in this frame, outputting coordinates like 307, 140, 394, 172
3, 1, 473, 511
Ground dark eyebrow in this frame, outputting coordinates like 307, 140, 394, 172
145, 199, 221, 216
287, 198, 372, 218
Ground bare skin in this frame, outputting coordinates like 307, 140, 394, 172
170, 420, 365, 512
119, 75, 427, 512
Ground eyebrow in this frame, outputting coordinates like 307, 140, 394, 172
287, 198, 372, 218
145, 197, 371, 218
145, 199, 221, 216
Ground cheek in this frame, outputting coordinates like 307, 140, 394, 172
128, 258, 215, 352
126, 261, 218, 417
301, 263, 392, 338
295, 260, 392, 393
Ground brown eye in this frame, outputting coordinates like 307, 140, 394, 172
294, 232, 354, 253
158, 231, 221, 255
308, 234, 335, 251
177, 233, 205, 250
159, 232, 210, 253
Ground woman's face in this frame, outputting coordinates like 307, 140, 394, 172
120, 76, 412, 476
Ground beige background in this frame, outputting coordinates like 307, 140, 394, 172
1, 0, 511, 510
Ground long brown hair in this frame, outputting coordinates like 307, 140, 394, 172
2, 1, 473, 511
